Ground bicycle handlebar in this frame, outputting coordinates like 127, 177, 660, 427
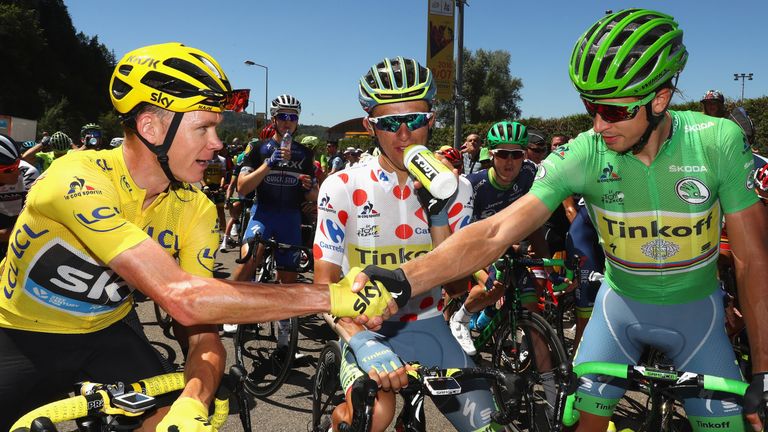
235, 234, 313, 264
562, 361, 750, 426
11, 372, 230, 432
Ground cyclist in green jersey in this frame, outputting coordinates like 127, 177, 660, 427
353, 9, 768, 432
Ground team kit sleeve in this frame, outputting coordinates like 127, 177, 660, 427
449, 176, 474, 232
30, 156, 152, 265
714, 120, 759, 214
313, 173, 351, 267
529, 134, 590, 210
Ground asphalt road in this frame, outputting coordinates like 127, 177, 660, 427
135, 245, 459, 432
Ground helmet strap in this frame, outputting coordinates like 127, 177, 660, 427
135, 111, 184, 188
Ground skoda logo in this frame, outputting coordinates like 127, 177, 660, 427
535, 165, 547, 180
675, 177, 710, 205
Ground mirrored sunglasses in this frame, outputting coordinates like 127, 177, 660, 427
275, 112, 300, 122
368, 112, 433, 133
581, 92, 656, 123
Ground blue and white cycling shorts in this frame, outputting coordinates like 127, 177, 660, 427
573, 283, 745, 429
339, 316, 498, 432
244, 204, 302, 270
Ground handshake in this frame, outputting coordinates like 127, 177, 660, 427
328, 266, 412, 326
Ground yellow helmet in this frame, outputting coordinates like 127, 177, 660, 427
110, 42, 232, 115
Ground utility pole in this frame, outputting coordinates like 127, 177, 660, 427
733, 73, 754, 103
453, 0, 466, 149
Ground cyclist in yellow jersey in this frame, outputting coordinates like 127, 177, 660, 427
0, 43, 397, 432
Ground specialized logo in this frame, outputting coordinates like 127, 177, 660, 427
598, 162, 621, 183
669, 165, 707, 173
675, 178, 710, 205
601, 191, 624, 205
65, 177, 102, 199
357, 225, 380, 238
358, 201, 380, 218
75, 206, 126, 233
25, 240, 130, 314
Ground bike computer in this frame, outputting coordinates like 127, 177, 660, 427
423, 376, 461, 396
112, 392, 155, 413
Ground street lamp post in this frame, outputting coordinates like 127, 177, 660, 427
733, 72, 753, 103
244, 60, 269, 125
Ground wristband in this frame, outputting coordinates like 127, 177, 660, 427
429, 211, 449, 227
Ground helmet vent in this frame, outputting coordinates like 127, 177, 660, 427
164, 58, 222, 94
111, 77, 132, 100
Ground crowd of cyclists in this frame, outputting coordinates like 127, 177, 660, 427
2, 6, 768, 432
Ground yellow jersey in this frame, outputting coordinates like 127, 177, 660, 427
0, 148, 219, 333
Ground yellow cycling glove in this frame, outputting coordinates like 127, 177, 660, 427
329, 266, 393, 318
156, 397, 212, 432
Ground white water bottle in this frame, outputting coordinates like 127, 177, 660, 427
403, 144, 457, 199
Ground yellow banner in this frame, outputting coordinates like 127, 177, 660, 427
427, 0, 454, 101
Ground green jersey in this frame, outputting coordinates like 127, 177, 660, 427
530, 111, 756, 304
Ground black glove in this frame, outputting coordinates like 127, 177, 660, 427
743, 371, 768, 417
361, 266, 411, 308
415, 185, 458, 226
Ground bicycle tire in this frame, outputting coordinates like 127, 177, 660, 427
555, 291, 577, 357
234, 317, 299, 398
311, 341, 345, 431
492, 310, 569, 432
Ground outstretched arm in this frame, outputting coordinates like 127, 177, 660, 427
403, 194, 552, 297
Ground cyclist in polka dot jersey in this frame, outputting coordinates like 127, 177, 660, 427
313, 57, 500, 431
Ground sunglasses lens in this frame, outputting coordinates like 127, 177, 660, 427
276, 113, 299, 121
582, 98, 637, 123
494, 150, 524, 160
373, 113, 430, 132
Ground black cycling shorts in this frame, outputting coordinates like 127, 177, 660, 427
0, 309, 169, 431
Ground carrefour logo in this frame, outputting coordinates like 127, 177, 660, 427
324, 220, 345, 243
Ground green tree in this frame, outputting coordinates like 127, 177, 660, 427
435, 48, 523, 125
0, 4, 47, 117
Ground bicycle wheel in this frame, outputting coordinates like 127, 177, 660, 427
555, 291, 577, 357
311, 341, 345, 432
234, 317, 299, 398
492, 310, 569, 432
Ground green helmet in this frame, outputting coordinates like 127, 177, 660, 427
50, 131, 72, 152
80, 122, 101, 138
569, 9, 688, 99
486, 121, 528, 149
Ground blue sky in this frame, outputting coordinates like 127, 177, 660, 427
66, 0, 767, 127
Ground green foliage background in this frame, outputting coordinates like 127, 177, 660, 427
1, 1, 765, 157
